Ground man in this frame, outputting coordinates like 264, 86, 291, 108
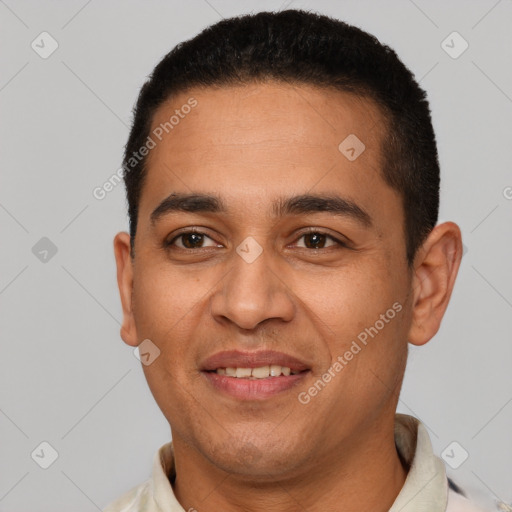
105, 9, 490, 512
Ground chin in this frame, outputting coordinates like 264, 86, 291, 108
203, 435, 304, 479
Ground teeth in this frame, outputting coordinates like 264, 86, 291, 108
215, 365, 298, 378
235, 367, 252, 378
251, 365, 270, 378
270, 364, 281, 376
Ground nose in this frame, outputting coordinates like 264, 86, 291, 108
210, 243, 295, 331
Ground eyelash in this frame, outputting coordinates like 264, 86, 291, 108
164, 228, 349, 251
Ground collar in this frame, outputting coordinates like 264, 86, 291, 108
389, 413, 448, 511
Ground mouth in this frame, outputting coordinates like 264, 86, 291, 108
208, 365, 302, 378
200, 350, 311, 400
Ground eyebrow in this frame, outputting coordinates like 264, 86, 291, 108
150, 192, 373, 228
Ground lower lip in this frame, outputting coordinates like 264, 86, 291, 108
202, 371, 309, 400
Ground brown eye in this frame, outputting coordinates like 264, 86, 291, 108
295, 231, 346, 250
303, 232, 328, 249
166, 231, 220, 250
178, 232, 206, 248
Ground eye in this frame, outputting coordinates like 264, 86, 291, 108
165, 229, 220, 250
293, 230, 348, 250
164, 228, 349, 252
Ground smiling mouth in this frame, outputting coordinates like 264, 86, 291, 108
206, 365, 303, 379
200, 349, 311, 399
202, 366, 310, 400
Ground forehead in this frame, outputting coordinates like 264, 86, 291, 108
139, 81, 400, 232
148, 81, 385, 164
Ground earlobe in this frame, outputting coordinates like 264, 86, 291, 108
407, 222, 463, 347
113, 232, 139, 347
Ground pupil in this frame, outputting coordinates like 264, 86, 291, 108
183, 233, 203, 248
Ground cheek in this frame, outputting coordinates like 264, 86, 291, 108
132, 260, 209, 338
132, 260, 224, 390
299, 262, 399, 337
130, 267, 207, 409
305, 262, 408, 389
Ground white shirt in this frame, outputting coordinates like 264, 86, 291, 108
102, 413, 492, 511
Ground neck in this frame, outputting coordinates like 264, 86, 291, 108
172, 416, 408, 512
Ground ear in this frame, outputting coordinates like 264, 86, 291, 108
113, 232, 139, 347
407, 222, 463, 346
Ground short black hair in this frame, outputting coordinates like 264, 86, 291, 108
122, 9, 439, 266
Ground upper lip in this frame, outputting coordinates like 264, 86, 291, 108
201, 350, 310, 372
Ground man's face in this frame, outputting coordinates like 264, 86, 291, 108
122, 82, 414, 477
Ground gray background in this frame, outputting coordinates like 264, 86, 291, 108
1, 0, 511, 510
